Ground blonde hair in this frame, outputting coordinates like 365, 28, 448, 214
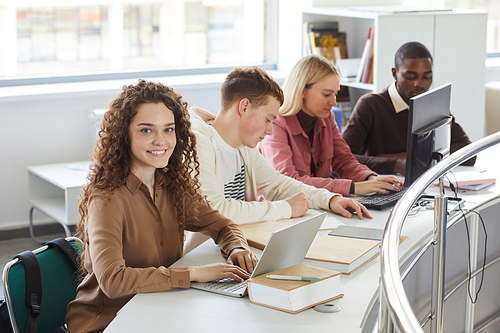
280, 55, 340, 116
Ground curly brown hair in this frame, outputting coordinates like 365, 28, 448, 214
76, 79, 202, 272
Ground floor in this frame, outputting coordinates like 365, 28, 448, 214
0, 231, 67, 299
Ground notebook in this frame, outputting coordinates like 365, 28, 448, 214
190, 213, 326, 297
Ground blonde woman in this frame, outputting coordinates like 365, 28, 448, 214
258, 55, 402, 196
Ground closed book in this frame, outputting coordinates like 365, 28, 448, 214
304, 235, 380, 274
329, 225, 384, 241
247, 263, 343, 314
328, 225, 408, 244
444, 170, 496, 189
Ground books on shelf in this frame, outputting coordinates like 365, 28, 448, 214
247, 263, 343, 314
303, 21, 338, 56
336, 85, 352, 126
303, 21, 348, 65
365, 34, 375, 84
356, 26, 374, 83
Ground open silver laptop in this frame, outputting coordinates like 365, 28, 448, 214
190, 212, 326, 297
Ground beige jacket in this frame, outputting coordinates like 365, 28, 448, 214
189, 107, 339, 225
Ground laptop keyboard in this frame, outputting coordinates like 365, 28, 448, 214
192, 278, 247, 297
357, 187, 408, 210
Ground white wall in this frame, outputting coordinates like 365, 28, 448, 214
0, 77, 224, 230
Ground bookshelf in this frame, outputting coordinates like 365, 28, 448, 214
302, 7, 487, 140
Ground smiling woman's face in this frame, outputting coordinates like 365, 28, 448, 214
129, 102, 177, 175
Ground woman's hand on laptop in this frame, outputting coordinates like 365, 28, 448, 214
227, 249, 259, 274
189, 261, 252, 282
329, 196, 372, 220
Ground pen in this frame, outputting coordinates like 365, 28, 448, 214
266, 275, 320, 282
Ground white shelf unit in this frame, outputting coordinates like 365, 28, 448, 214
302, 7, 487, 140
28, 161, 90, 243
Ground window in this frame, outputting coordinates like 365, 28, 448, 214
0, 0, 274, 82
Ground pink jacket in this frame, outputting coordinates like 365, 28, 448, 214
258, 112, 375, 196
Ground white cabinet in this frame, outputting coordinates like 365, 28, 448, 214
28, 161, 90, 243
302, 7, 487, 140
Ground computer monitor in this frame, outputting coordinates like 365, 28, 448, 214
404, 83, 452, 187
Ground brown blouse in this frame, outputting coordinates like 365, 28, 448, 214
66, 172, 248, 333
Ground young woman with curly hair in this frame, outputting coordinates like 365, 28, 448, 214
66, 79, 257, 333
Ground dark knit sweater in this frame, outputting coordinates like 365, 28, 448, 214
342, 87, 475, 174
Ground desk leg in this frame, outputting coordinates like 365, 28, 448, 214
29, 206, 72, 244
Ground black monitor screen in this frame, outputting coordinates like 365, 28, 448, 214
404, 83, 452, 187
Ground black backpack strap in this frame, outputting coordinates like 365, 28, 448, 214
45, 238, 79, 271
0, 299, 14, 333
14, 251, 41, 333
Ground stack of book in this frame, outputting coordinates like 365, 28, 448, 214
247, 263, 342, 313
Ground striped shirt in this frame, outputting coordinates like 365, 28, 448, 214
224, 164, 245, 200
209, 126, 246, 200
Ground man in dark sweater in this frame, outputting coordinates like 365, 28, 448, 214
342, 41, 475, 175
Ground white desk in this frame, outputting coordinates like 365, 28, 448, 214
27, 161, 90, 243
104, 147, 500, 333
104, 207, 437, 333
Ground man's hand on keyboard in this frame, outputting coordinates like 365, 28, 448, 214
354, 175, 403, 195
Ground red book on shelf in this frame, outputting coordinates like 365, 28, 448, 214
356, 26, 373, 83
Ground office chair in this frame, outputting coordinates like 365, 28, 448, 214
2, 237, 83, 333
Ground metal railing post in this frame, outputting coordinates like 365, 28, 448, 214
430, 177, 447, 333
378, 285, 395, 333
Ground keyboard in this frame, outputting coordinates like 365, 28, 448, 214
190, 278, 248, 297
357, 187, 408, 210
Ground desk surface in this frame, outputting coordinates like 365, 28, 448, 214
104, 147, 500, 333
105, 208, 434, 333
28, 161, 90, 189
